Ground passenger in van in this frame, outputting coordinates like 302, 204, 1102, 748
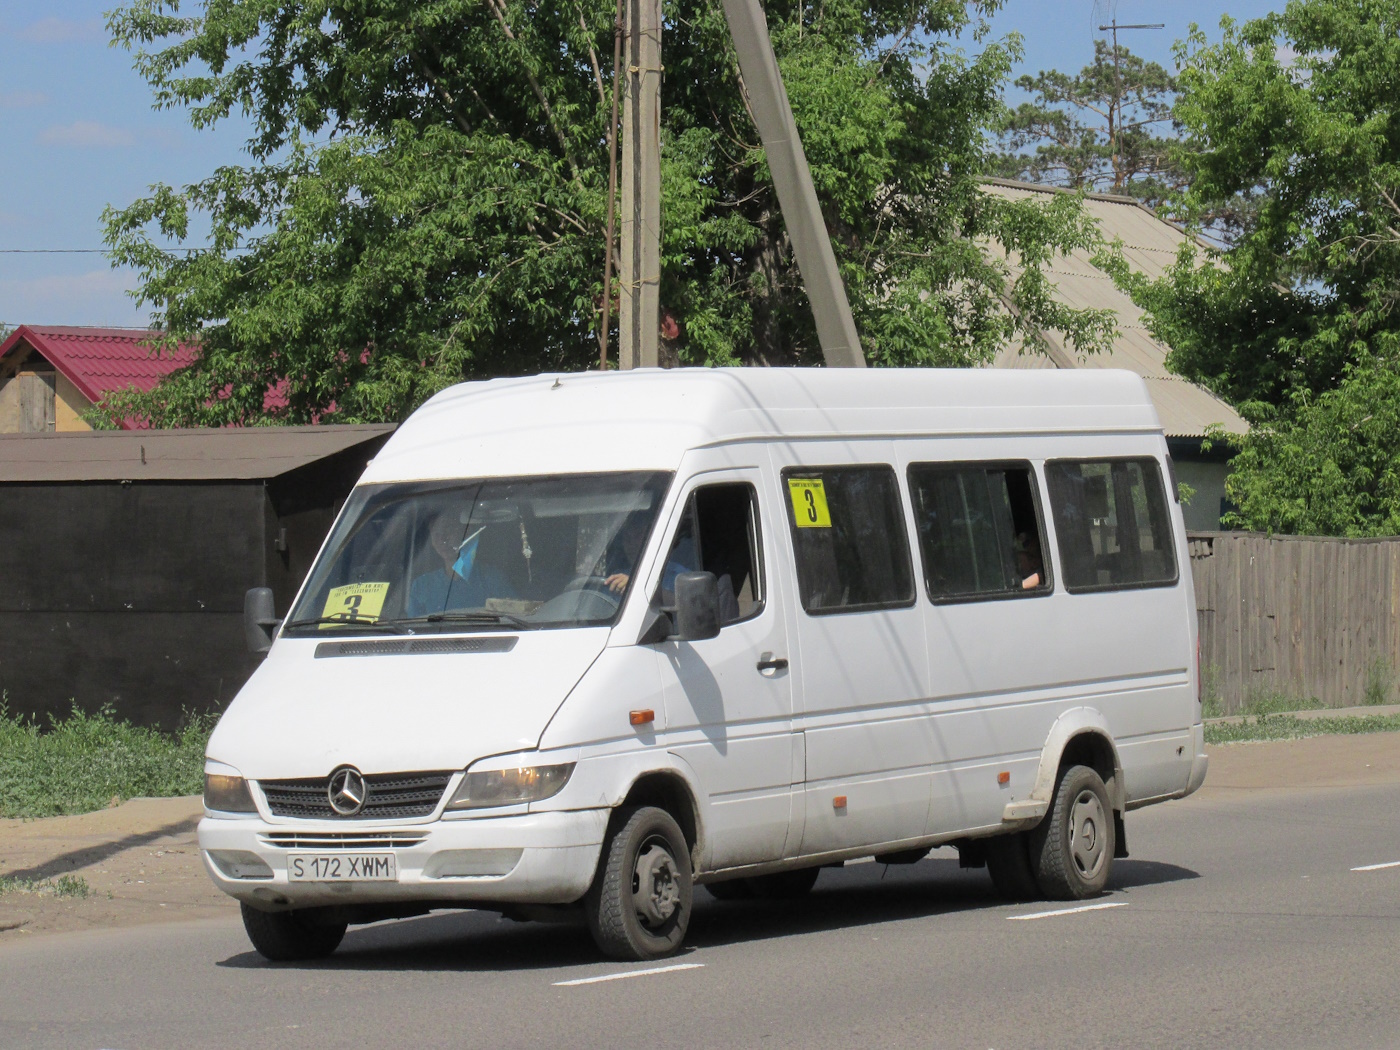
405, 511, 517, 616
1015, 531, 1044, 590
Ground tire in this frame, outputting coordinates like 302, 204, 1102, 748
1029, 764, 1115, 901
585, 806, 694, 960
705, 878, 755, 901
240, 903, 346, 962
746, 866, 820, 900
985, 833, 1041, 902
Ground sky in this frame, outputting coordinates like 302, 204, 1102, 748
0, 0, 1281, 330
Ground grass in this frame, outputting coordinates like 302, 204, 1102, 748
0, 874, 91, 899
1205, 712, 1400, 745
0, 698, 213, 820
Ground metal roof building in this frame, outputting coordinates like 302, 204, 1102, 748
983, 179, 1245, 441
0, 425, 393, 728
983, 179, 1244, 529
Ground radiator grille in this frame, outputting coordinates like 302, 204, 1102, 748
258, 771, 454, 819
260, 831, 429, 849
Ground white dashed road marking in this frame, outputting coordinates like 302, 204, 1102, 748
1008, 901, 1129, 921
553, 962, 705, 986
1351, 860, 1400, 872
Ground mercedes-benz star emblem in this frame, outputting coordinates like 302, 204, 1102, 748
327, 766, 367, 816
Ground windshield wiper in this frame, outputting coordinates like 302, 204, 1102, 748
386, 611, 534, 630
282, 616, 411, 634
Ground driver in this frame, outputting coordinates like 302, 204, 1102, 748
604, 512, 695, 595
406, 509, 517, 617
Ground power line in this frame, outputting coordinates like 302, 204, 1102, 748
0, 248, 253, 254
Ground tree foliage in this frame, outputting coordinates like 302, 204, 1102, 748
101, 0, 1114, 426
1117, 0, 1400, 535
991, 40, 1184, 206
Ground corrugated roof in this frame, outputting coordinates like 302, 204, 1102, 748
0, 325, 290, 428
983, 179, 1246, 439
0, 424, 396, 482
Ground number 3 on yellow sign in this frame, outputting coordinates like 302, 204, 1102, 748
787, 478, 832, 528
320, 582, 391, 627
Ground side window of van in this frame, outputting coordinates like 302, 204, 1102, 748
1044, 458, 1178, 592
654, 483, 764, 625
781, 466, 915, 615
907, 463, 1051, 602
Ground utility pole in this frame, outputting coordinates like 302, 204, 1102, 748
617, 0, 662, 370
722, 0, 864, 367
1097, 20, 1163, 192
612, 0, 866, 368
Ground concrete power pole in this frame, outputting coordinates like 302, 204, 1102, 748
721, 0, 864, 368
617, 0, 662, 370
615, 0, 865, 369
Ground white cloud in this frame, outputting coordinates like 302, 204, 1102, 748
0, 268, 150, 328
38, 120, 137, 148
14, 17, 103, 44
0, 90, 48, 109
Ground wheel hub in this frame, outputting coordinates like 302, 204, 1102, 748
1068, 789, 1107, 878
633, 842, 680, 926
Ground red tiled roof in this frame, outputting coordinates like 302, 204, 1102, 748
0, 325, 288, 429
0, 325, 193, 404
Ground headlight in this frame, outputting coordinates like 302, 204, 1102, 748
204, 773, 257, 813
446, 762, 575, 810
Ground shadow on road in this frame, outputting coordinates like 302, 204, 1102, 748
1109, 858, 1200, 890
216, 855, 1004, 974
215, 852, 1203, 974
2, 816, 200, 883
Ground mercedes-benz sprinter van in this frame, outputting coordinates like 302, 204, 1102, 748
200, 368, 1208, 961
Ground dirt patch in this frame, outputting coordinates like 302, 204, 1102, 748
0, 796, 234, 939
1200, 730, 1400, 793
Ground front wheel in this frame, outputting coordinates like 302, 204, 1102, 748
240, 903, 346, 962
585, 806, 694, 960
1029, 764, 1115, 900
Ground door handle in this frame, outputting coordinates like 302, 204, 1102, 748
756, 656, 789, 672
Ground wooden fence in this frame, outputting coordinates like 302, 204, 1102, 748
1188, 531, 1400, 712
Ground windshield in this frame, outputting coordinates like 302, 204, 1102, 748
283, 471, 672, 636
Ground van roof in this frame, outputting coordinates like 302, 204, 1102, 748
361, 367, 1162, 484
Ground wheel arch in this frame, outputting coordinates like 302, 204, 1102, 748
619, 768, 704, 871
1032, 709, 1125, 812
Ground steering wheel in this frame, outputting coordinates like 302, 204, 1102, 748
560, 575, 622, 608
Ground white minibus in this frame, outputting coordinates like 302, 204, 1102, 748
200, 368, 1208, 961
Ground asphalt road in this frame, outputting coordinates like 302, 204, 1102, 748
4, 777, 1400, 1050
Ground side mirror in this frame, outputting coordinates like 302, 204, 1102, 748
672, 572, 720, 642
244, 587, 280, 654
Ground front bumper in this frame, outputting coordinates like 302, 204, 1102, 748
198, 808, 609, 910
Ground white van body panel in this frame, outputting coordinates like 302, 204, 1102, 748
199, 367, 1205, 916
206, 629, 608, 779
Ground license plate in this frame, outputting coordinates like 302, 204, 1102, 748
287, 852, 397, 882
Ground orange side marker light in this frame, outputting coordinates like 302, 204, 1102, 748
997, 771, 1011, 785
833, 795, 847, 809
629, 709, 655, 726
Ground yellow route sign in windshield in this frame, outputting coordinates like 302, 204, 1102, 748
787, 478, 832, 528
320, 582, 390, 627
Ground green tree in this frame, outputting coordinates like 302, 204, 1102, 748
101, 0, 1115, 426
992, 40, 1185, 206
1117, 0, 1400, 535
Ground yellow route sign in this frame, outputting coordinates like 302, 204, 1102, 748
320, 582, 390, 627
787, 478, 832, 528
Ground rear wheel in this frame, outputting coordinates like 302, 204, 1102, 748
1029, 764, 1115, 900
240, 903, 346, 962
585, 806, 693, 960
985, 833, 1041, 902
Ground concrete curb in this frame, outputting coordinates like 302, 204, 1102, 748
1206, 703, 1400, 727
